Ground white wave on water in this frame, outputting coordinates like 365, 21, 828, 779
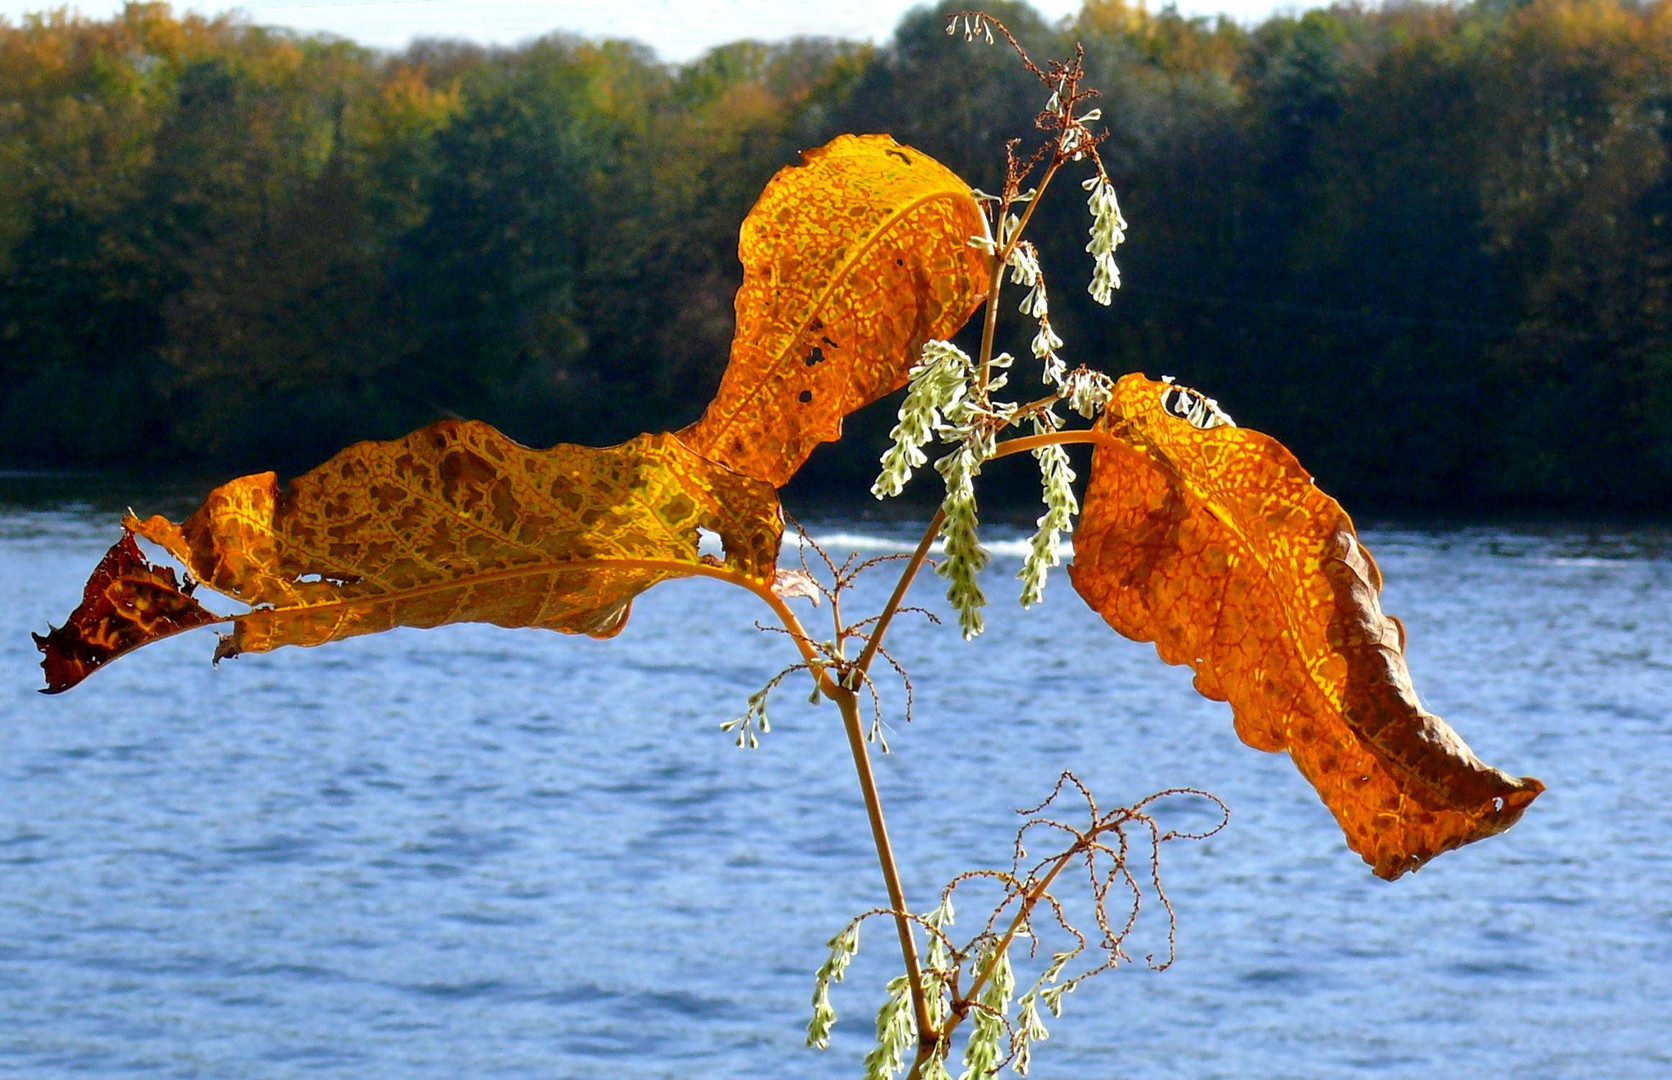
697, 524, 1069, 562
798, 530, 1069, 561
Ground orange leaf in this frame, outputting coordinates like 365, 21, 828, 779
680, 134, 992, 486
34, 532, 221, 693
42, 422, 781, 684
1068, 374, 1543, 879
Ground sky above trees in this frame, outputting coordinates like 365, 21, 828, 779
0, 0, 1318, 58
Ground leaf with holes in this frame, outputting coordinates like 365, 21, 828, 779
680, 133, 992, 486
1068, 374, 1543, 879
34, 533, 221, 693
38, 423, 783, 688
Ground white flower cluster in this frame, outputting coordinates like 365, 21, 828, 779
1012, 987, 1051, 1075
1002, 211, 1022, 243
1032, 318, 1065, 385
871, 164, 1134, 642
947, 12, 995, 43
959, 942, 1014, 1080
1009, 948, 1073, 1073
862, 973, 918, 1080
1057, 106, 1100, 161
923, 893, 955, 996
1009, 240, 1048, 319
718, 686, 771, 749
1083, 174, 1127, 306
872, 341, 973, 499
915, 896, 956, 1080
874, 340, 1001, 640
1160, 376, 1234, 429
1019, 415, 1078, 609
982, 350, 1013, 400
935, 441, 991, 641
1008, 241, 1068, 387
807, 923, 860, 1050
920, 1050, 953, 1080
1040, 972, 1075, 1017
1062, 368, 1114, 418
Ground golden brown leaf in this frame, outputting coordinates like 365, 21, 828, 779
1068, 374, 1543, 879
42, 423, 782, 675
34, 532, 221, 693
680, 134, 992, 486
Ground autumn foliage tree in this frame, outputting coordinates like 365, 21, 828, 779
35, 12, 1542, 1078
5, 0, 1672, 508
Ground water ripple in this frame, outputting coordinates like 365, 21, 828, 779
1, 514, 1668, 1077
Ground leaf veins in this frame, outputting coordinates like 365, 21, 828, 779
34, 532, 220, 693
680, 133, 992, 487
40, 423, 782, 685
1068, 374, 1544, 879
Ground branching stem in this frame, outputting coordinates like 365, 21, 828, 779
902, 826, 1100, 1080
829, 510, 949, 1051
966, 839, 1082, 1002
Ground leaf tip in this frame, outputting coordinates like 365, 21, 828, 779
36, 531, 219, 693
212, 633, 241, 665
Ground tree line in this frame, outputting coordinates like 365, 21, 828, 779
3, 0, 1669, 513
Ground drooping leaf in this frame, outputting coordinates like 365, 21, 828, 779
41, 422, 782, 686
1068, 374, 1543, 879
680, 133, 992, 486
34, 532, 222, 693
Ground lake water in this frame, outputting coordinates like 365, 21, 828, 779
1, 489, 1668, 1078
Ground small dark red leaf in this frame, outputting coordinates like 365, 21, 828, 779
35, 532, 219, 693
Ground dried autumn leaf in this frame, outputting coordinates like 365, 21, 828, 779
1068, 374, 1543, 879
40, 423, 782, 686
34, 532, 221, 693
681, 134, 992, 486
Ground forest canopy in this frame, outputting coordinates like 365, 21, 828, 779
3, 0, 1670, 513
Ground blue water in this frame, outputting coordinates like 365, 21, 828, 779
2, 499, 1669, 1078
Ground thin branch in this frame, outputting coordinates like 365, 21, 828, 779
848, 508, 946, 688
989, 427, 1128, 462
833, 686, 934, 1043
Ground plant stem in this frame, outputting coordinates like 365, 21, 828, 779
990, 427, 1122, 461
977, 159, 1062, 391
832, 583, 848, 658
966, 840, 1082, 1002
833, 684, 934, 1043
847, 508, 946, 687
671, 559, 842, 698
842, 427, 1122, 1078
906, 832, 1092, 1080
975, 249, 1005, 394
1000, 161, 1060, 269
840, 424, 1119, 1072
